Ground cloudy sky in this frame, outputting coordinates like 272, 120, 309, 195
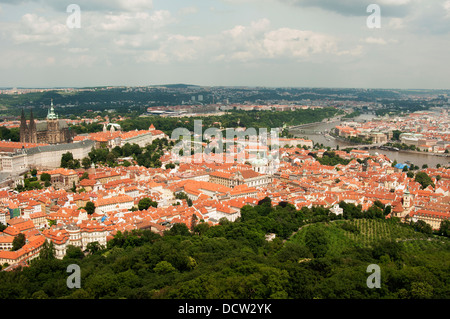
0, 0, 450, 89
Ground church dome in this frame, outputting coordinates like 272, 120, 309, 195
251, 154, 268, 166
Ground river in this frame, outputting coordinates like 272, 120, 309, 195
290, 114, 450, 168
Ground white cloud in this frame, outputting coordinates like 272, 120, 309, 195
364, 37, 400, 45
387, 17, 406, 29
217, 19, 346, 62
61, 54, 98, 68
11, 13, 70, 46
280, 0, 417, 17
365, 37, 388, 45
137, 34, 202, 63
378, 0, 412, 5
65, 48, 90, 53
177, 6, 198, 16
444, 0, 450, 18
0, 0, 153, 12
263, 28, 338, 58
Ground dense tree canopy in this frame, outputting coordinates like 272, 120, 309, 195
0, 200, 448, 299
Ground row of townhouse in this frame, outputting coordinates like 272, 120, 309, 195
0, 235, 46, 265
209, 169, 272, 189
42, 220, 109, 258
410, 210, 450, 230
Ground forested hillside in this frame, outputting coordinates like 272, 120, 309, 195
0, 199, 448, 299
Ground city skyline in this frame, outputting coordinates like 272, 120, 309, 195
1, 0, 450, 89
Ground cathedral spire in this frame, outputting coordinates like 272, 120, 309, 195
29, 108, 37, 143
47, 99, 57, 120
20, 108, 28, 143
21, 108, 26, 124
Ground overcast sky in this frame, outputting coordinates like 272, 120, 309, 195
1, 0, 450, 89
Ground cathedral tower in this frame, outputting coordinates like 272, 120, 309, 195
29, 109, 37, 143
47, 99, 60, 144
20, 108, 28, 143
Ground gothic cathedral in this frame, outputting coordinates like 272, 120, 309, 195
20, 100, 74, 145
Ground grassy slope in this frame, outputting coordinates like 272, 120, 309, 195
289, 219, 442, 257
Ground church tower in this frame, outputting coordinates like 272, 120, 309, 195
47, 99, 60, 144
29, 109, 37, 143
402, 186, 413, 209
20, 108, 28, 143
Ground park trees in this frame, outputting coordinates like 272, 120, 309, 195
414, 172, 435, 189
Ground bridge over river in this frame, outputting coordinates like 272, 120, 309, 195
345, 143, 385, 150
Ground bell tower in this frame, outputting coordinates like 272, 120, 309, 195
47, 99, 60, 144
20, 108, 29, 143
29, 108, 37, 143
402, 186, 413, 209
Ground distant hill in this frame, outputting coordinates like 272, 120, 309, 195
155, 84, 202, 89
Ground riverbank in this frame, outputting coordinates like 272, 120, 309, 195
380, 149, 450, 157
289, 115, 450, 167
330, 135, 449, 158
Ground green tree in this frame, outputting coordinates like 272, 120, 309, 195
166, 223, 191, 236
38, 240, 55, 259
414, 172, 435, 189
392, 130, 402, 141
11, 233, 26, 251
60, 152, 74, 168
31, 290, 49, 299
383, 205, 392, 217
193, 221, 210, 236
304, 224, 329, 258
122, 160, 131, 167
153, 261, 177, 275
85, 201, 96, 215
372, 240, 403, 261
138, 197, 158, 210
410, 282, 434, 299
165, 163, 176, 169
175, 192, 193, 206
438, 220, 450, 237
86, 242, 103, 255
80, 172, 89, 181
64, 245, 84, 260
71, 181, 77, 193
81, 157, 92, 169
258, 196, 272, 206
412, 220, 432, 235
40, 173, 51, 182
277, 242, 313, 262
